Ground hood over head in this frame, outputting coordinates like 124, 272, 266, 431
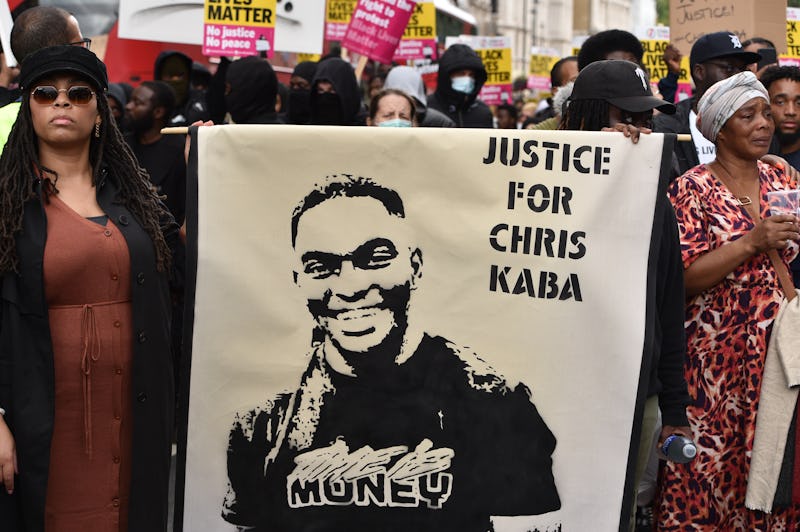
154, 50, 193, 104
310, 57, 361, 125
434, 44, 488, 108
226, 56, 278, 124
385, 66, 428, 110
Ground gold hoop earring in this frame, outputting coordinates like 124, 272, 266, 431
95, 122, 101, 138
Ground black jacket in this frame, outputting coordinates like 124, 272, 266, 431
154, 51, 210, 127
0, 172, 179, 531
427, 44, 493, 128
653, 98, 699, 177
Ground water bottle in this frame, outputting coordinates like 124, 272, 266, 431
661, 434, 697, 463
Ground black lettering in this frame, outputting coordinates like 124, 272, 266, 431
323, 479, 354, 504
490, 264, 511, 292
489, 224, 508, 252
522, 140, 538, 168
526, 184, 550, 212
355, 474, 386, 506
569, 231, 587, 259
419, 473, 452, 509
289, 479, 322, 507
499, 137, 520, 166
483, 137, 496, 164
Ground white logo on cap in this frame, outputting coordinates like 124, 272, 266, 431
634, 67, 648, 91
730, 35, 742, 48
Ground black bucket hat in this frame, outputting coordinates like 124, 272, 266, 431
19, 45, 108, 91
571, 59, 676, 114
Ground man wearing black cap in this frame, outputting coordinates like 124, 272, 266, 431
563, 60, 692, 532
653, 31, 761, 176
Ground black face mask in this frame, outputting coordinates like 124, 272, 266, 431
287, 89, 312, 124
312, 92, 343, 125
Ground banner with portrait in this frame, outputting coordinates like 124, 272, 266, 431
176, 126, 675, 531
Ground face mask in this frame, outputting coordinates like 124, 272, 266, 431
312, 92, 343, 125
377, 118, 412, 128
287, 89, 312, 124
451, 76, 475, 94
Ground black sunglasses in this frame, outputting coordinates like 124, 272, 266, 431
31, 85, 96, 105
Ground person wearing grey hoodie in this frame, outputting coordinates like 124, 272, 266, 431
384, 66, 455, 128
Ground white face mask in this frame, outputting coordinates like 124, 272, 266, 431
377, 118, 412, 128
451, 75, 475, 94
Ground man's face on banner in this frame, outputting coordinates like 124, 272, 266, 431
294, 196, 422, 354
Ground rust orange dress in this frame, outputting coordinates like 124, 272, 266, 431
42, 192, 134, 532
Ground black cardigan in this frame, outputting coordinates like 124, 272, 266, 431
0, 171, 181, 532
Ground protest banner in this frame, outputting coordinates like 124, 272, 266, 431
326, 0, 358, 41
341, 0, 416, 64
176, 124, 675, 531
669, 0, 788, 56
0, 0, 16, 68
119, 0, 324, 55
780, 7, 800, 67
202, 0, 277, 58
637, 26, 692, 103
446, 35, 513, 105
527, 47, 560, 91
392, 1, 438, 61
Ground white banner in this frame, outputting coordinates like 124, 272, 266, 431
179, 125, 670, 531
118, 0, 324, 54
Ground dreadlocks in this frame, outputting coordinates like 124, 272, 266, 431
0, 85, 172, 274
559, 98, 611, 132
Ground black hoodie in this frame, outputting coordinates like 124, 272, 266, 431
154, 50, 210, 126
225, 56, 282, 124
427, 44, 493, 128
309, 57, 366, 126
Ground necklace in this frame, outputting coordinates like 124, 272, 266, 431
713, 158, 758, 207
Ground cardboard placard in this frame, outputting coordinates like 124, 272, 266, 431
326, 0, 358, 41
669, 0, 788, 56
637, 26, 692, 103
527, 47, 560, 92
202, 0, 277, 58
780, 7, 800, 66
393, 2, 438, 61
341, 0, 416, 63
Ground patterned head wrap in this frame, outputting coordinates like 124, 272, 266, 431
696, 71, 768, 143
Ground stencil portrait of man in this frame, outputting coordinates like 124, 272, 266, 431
221, 175, 561, 531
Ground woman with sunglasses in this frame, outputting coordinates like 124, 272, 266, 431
0, 45, 179, 531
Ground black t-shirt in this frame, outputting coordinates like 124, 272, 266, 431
125, 134, 186, 224
223, 334, 561, 532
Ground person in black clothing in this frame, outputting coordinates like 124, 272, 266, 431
577, 29, 644, 70
225, 56, 282, 125
563, 60, 691, 532
222, 175, 561, 532
427, 44, 493, 128
153, 50, 210, 126
286, 61, 317, 125
310, 58, 365, 126
653, 31, 761, 177
125, 80, 186, 225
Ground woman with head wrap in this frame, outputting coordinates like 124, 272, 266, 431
657, 71, 800, 529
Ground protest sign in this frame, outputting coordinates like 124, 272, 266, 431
446, 35, 513, 105
0, 0, 16, 68
637, 26, 692, 103
202, 0, 277, 57
392, 1, 438, 61
780, 7, 800, 66
669, 0, 788, 56
176, 124, 675, 531
527, 47, 560, 91
326, 0, 358, 41
341, 0, 416, 63
119, 0, 324, 55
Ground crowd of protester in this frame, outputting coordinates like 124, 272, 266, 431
0, 4, 800, 532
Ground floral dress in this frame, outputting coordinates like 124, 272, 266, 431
657, 162, 800, 531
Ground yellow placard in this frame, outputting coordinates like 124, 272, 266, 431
297, 53, 322, 63
639, 39, 690, 85
402, 2, 436, 40
204, 0, 276, 27
477, 47, 512, 85
326, 0, 358, 23
529, 54, 559, 77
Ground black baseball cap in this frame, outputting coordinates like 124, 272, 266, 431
689, 31, 761, 70
570, 60, 676, 114
19, 45, 108, 91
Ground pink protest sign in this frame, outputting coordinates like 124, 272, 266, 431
202, 0, 277, 58
341, 0, 416, 64
326, 0, 358, 41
